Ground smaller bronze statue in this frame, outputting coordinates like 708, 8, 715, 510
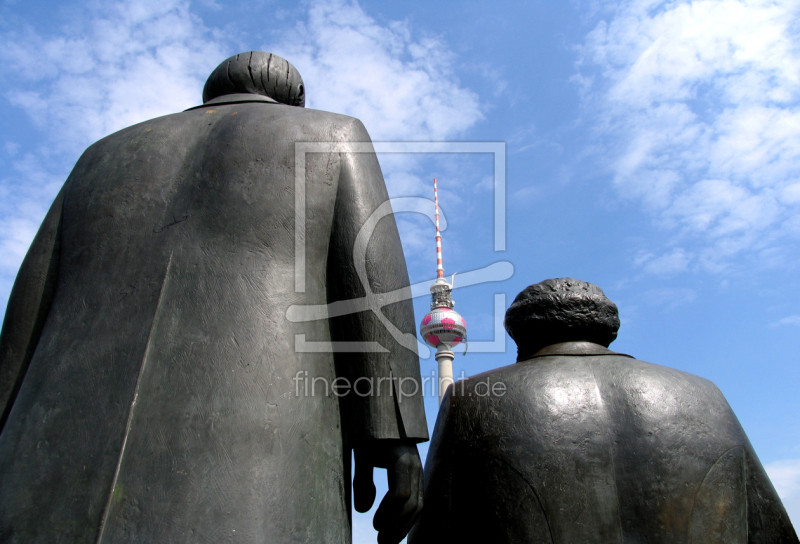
409, 278, 798, 543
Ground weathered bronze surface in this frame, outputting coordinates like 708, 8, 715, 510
0, 52, 426, 544
410, 278, 797, 544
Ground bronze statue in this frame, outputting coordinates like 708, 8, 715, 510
409, 278, 797, 543
0, 52, 426, 544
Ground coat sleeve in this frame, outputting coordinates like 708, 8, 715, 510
326, 118, 428, 446
0, 184, 65, 432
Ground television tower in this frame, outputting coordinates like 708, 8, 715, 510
420, 178, 467, 405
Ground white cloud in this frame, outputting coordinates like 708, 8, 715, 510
0, 154, 64, 276
396, 215, 437, 272
578, 0, 800, 271
264, 0, 483, 279
640, 286, 697, 309
771, 314, 800, 327
766, 458, 800, 498
635, 247, 691, 274
0, 0, 484, 307
0, 0, 226, 286
784, 182, 800, 203
512, 185, 541, 201
1, 0, 225, 156
269, 0, 482, 142
0, 0, 482, 297
765, 457, 800, 527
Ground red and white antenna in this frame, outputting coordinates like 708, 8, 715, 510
434, 178, 445, 279
420, 178, 467, 405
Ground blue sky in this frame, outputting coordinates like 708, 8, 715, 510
1, 0, 799, 539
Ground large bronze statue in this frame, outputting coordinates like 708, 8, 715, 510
0, 52, 426, 544
410, 278, 797, 543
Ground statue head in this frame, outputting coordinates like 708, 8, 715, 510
203, 51, 305, 107
504, 278, 620, 361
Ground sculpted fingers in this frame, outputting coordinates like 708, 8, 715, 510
374, 449, 423, 544
394, 456, 424, 541
353, 448, 377, 513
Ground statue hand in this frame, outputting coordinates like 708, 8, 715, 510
353, 440, 423, 544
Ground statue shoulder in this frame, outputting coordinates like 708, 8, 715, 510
65, 111, 189, 177
296, 107, 373, 140
606, 356, 727, 401
445, 355, 733, 430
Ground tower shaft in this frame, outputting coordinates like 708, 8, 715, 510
435, 345, 455, 405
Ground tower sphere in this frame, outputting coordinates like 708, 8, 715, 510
421, 307, 466, 348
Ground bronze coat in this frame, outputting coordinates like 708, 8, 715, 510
410, 342, 796, 544
0, 94, 427, 543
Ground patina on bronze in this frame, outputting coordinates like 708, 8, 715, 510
0, 51, 426, 544
410, 278, 797, 543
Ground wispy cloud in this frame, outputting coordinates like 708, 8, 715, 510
765, 457, 800, 526
0, 155, 64, 278
634, 247, 691, 275
1, 0, 225, 156
578, 0, 800, 272
641, 286, 697, 310
0, 0, 482, 307
265, 0, 483, 274
771, 314, 800, 327
271, 0, 482, 142
0, 0, 226, 287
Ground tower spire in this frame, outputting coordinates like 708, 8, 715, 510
420, 178, 467, 405
434, 178, 445, 280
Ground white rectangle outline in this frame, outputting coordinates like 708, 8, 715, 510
293, 141, 507, 354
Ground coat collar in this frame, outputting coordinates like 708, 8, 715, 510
185, 93, 279, 111
518, 341, 633, 362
